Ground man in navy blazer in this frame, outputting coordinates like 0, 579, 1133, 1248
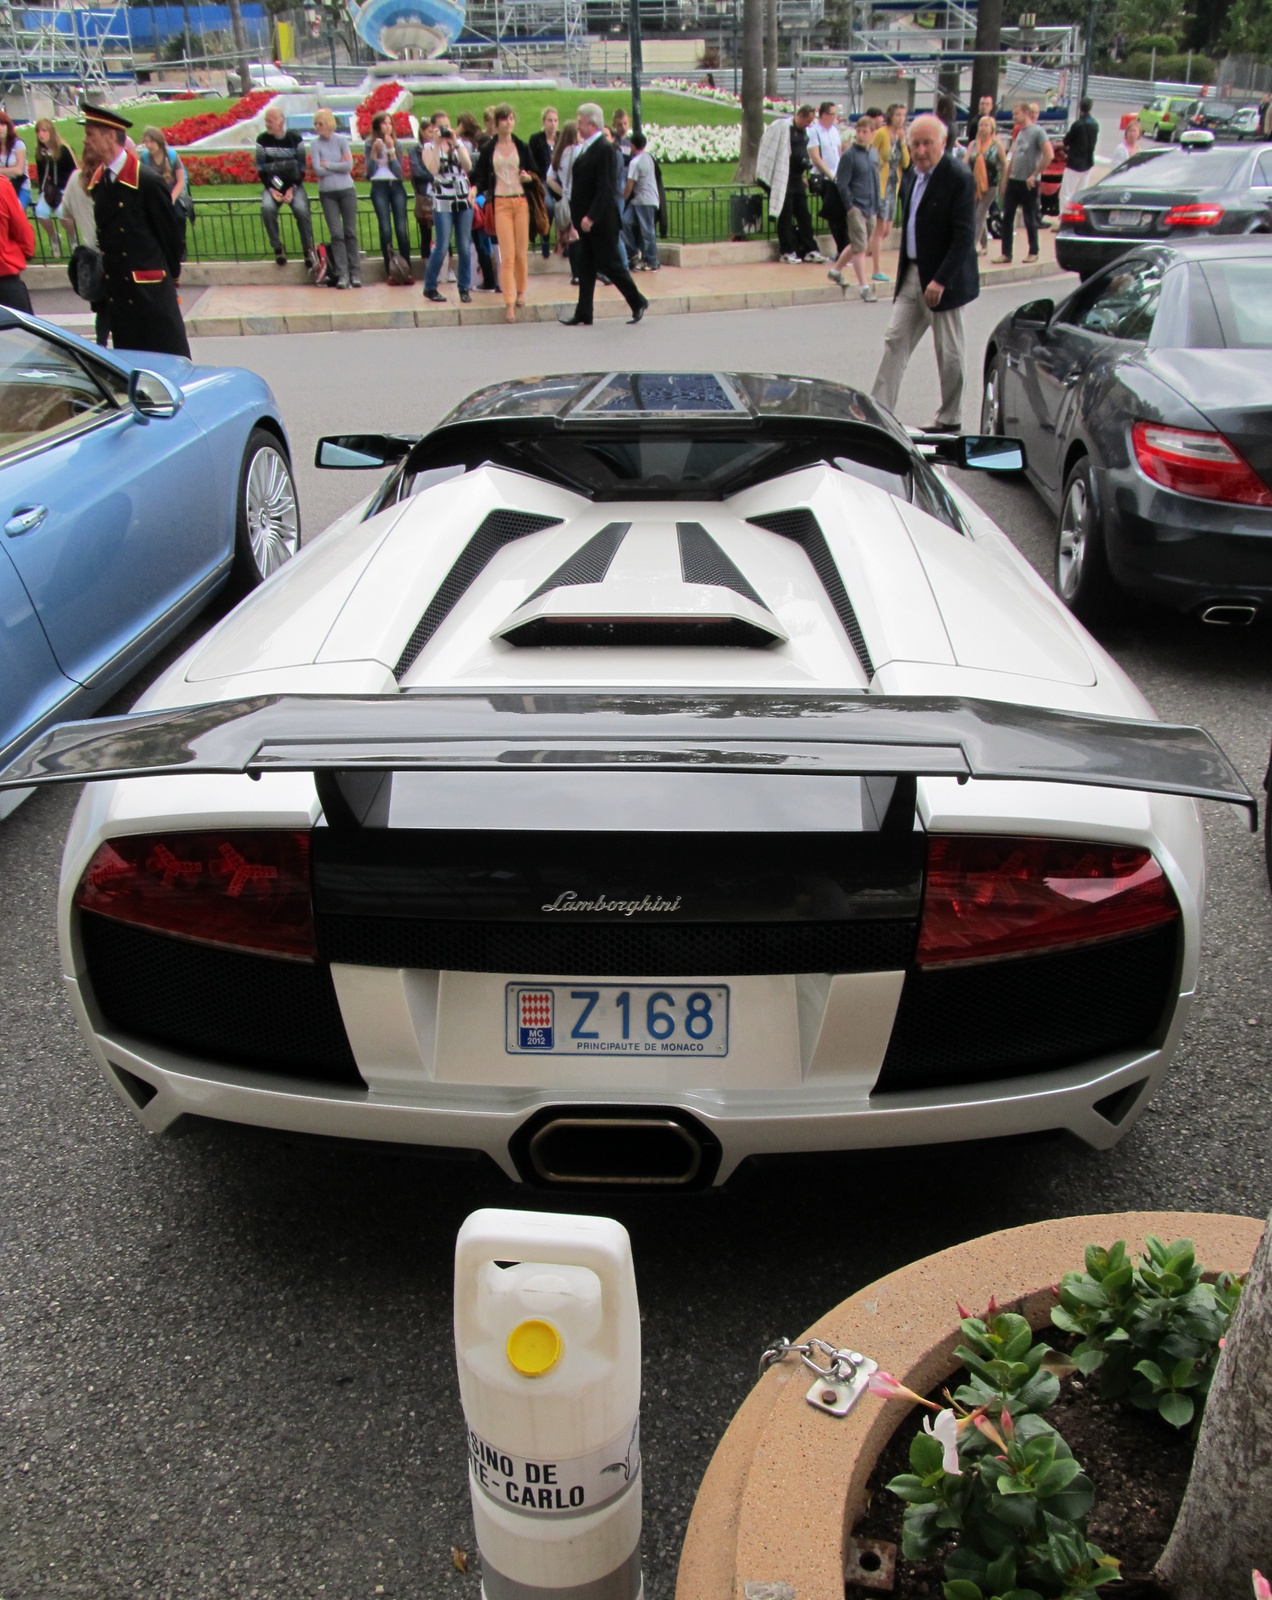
870, 113, 978, 431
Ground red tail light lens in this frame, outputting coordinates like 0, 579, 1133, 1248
1162, 203, 1223, 226
916, 836, 1178, 966
1132, 421, 1272, 507
1061, 201, 1087, 224
74, 832, 316, 959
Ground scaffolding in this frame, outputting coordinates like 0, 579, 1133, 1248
0, 0, 135, 105
454, 0, 589, 78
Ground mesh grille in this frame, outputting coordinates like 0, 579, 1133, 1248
394, 509, 563, 679
81, 912, 363, 1086
874, 923, 1179, 1094
501, 617, 778, 650
748, 508, 875, 679
319, 916, 915, 975
526, 521, 630, 600
677, 521, 767, 606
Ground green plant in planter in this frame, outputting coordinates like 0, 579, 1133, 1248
952, 1310, 1066, 1418
1050, 1236, 1243, 1430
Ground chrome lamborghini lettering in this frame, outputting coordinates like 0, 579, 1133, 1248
541, 891, 683, 916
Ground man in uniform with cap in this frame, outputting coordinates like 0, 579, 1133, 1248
80, 101, 190, 359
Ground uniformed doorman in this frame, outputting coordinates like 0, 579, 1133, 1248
79, 101, 190, 359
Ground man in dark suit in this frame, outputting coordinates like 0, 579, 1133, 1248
560, 102, 648, 327
80, 101, 189, 358
870, 113, 977, 432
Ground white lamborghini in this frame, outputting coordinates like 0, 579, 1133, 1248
1, 371, 1254, 1188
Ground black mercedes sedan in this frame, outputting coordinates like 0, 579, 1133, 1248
1056, 141, 1272, 279
982, 240, 1272, 622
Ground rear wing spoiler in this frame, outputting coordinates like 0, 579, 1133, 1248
0, 693, 1256, 828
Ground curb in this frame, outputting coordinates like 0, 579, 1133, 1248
674, 1209, 1263, 1600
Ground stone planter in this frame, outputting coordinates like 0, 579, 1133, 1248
676, 1211, 1262, 1600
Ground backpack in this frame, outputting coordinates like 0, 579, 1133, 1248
387, 251, 413, 286
67, 244, 105, 303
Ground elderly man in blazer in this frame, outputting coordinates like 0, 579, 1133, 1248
870, 112, 978, 432
560, 101, 648, 326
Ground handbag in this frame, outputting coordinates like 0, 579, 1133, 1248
42, 175, 63, 209
387, 250, 413, 286
526, 173, 550, 240
67, 244, 105, 302
554, 195, 571, 234
414, 190, 434, 226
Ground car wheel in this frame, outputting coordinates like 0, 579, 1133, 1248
233, 427, 300, 591
1056, 457, 1122, 623
981, 356, 1006, 436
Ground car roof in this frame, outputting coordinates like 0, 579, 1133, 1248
1146, 239, 1272, 263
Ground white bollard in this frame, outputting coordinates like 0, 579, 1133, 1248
454, 1208, 643, 1600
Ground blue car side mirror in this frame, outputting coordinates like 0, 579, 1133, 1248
128, 369, 183, 422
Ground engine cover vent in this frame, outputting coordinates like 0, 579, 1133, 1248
501, 616, 780, 649
747, 508, 875, 680
526, 521, 631, 601
677, 521, 767, 607
394, 509, 563, 680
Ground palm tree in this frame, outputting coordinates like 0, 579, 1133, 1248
765, 0, 779, 100
227, 0, 250, 92
735, 0, 764, 182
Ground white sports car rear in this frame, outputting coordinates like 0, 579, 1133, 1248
2, 372, 1252, 1187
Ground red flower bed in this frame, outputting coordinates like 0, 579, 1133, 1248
184, 150, 368, 185
167, 89, 275, 148
355, 80, 411, 138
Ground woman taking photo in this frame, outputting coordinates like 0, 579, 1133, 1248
870, 104, 909, 283
33, 119, 77, 257
967, 114, 1007, 254
140, 126, 190, 258
365, 110, 411, 280
470, 103, 538, 323
310, 107, 360, 288
0, 156, 35, 310
0, 113, 30, 210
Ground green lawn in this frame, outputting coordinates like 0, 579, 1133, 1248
409, 87, 743, 130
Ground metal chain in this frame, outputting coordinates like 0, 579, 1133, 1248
758, 1335, 865, 1384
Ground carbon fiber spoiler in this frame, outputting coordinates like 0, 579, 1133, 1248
0, 693, 1256, 826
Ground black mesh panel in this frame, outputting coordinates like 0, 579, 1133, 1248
319, 916, 915, 976
677, 522, 767, 606
501, 617, 777, 650
747, 508, 875, 679
874, 923, 1179, 1094
394, 510, 563, 679
81, 913, 363, 1086
526, 522, 631, 600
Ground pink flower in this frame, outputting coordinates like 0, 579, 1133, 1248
866, 1370, 936, 1408
1252, 1571, 1271, 1599
972, 1412, 1009, 1453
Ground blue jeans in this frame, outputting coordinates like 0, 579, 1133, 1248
426, 205, 473, 292
628, 203, 659, 267
369, 178, 410, 264
261, 185, 315, 257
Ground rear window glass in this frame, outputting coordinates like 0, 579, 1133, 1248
1200, 259, 1272, 347
1109, 150, 1244, 189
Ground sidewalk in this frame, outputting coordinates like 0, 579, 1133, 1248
29, 231, 1064, 340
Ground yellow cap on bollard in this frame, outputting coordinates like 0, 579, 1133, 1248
507, 1318, 563, 1376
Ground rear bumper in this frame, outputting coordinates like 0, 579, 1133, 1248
1054, 233, 1144, 276
70, 970, 1191, 1184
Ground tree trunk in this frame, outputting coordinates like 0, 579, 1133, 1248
227, 0, 250, 94
968, 0, 1003, 124
764, 0, 779, 102
1155, 1207, 1272, 1600
734, 0, 764, 182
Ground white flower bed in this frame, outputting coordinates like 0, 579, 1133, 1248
643, 122, 741, 162
649, 77, 795, 116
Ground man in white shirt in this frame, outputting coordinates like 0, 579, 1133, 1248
623, 132, 661, 269
807, 101, 847, 255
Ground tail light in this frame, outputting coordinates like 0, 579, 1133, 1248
916, 836, 1178, 967
1132, 421, 1272, 507
1162, 203, 1224, 226
1061, 201, 1087, 224
74, 832, 316, 959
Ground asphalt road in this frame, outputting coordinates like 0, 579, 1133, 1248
2, 283, 1271, 1600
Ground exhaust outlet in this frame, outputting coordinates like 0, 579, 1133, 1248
1200, 604, 1258, 626
513, 1107, 721, 1189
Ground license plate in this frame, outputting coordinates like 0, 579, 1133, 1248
506, 983, 729, 1057
1109, 208, 1148, 228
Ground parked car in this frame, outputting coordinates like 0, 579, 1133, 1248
1227, 105, 1265, 140
1179, 100, 1247, 138
0, 371, 1252, 1187
0, 308, 299, 821
982, 241, 1272, 622
1056, 141, 1272, 278
1137, 94, 1196, 141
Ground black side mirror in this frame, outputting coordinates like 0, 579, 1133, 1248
315, 433, 420, 469
927, 433, 1027, 472
1011, 298, 1055, 330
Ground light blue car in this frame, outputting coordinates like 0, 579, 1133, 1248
0, 308, 298, 818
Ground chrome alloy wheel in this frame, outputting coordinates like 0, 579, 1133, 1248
981, 365, 1001, 435
245, 446, 299, 579
1058, 474, 1089, 601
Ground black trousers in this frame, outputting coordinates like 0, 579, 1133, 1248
106, 278, 191, 359
0, 273, 32, 313
777, 183, 817, 257
818, 183, 848, 254
573, 227, 645, 322
999, 177, 1039, 258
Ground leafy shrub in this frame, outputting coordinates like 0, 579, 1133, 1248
1132, 31, 1180, 50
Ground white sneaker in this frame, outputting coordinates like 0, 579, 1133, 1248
447, 268, 457, 281
780, 251, 801, 264
859, 283, 877, 302
803, 250, 828, 263
827, 267, 845, 285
